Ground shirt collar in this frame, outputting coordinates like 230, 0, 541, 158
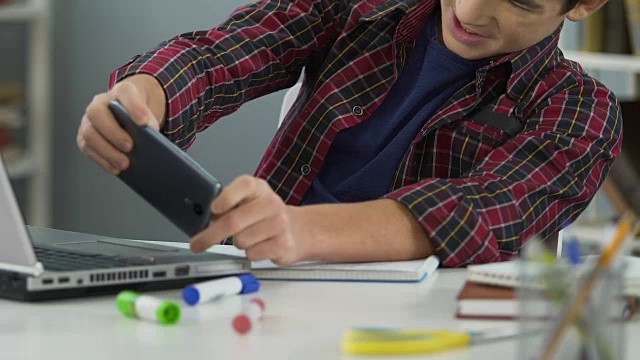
362, 0, 562, 102
487, 23, 563, 102
360, 0, 420, 22
360, 0, 433, 43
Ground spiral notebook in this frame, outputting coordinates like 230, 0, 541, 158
466, 256, 640, 297
211, 246, 440, 283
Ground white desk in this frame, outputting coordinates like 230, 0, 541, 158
1, 269, 639, 360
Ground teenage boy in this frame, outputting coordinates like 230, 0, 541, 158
77, 0, 616, 267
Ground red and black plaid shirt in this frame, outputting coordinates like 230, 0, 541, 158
110, 0, 622, 267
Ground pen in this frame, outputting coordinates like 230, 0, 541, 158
540, 213, 636, 360
182, 273, 260, 306
342, 326, 541, 356
566, 236, 582, 267
563, 237, 617, 359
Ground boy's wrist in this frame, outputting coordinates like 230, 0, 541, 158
286, 205, 326, 262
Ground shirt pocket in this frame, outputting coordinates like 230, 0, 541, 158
456, 108, 523, 145
435, 110, 524, 177
448, 119, 510, 149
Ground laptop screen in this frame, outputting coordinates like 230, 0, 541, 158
0, 153, 40, 274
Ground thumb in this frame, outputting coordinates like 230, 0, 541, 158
111, 81, 160, 130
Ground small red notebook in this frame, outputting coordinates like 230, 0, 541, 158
455, 281, 639, 321
455, 281, 520, 320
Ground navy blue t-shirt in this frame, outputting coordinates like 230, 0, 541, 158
301, 15, 489, 205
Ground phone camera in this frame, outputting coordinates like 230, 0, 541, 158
184, 197, 204, 216
192, 203, 203, 216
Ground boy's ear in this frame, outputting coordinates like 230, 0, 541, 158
565, 0, 608, 22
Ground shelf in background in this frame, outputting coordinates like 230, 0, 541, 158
562, 50, 640, 74
0, 106, 23, 128
0, 1, 43, 22
564, 221, 640, 253
5, 153, 38, 179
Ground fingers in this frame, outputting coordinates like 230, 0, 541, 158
191, 217, 276, 255
111, 81, 160, 130
211, 175, 271, 214
78, 115, 130, 172
190, 190, 285, 253
80, 145, 120, 176
194, 221, 295, 265
245, 235, 295, 266
233, 212, 289, 250
189, 175, 299, 266
83, 93, 133, 153
78, 79, 162, 175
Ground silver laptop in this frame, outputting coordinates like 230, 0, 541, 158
0, 156, 250, 302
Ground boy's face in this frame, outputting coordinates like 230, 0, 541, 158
440, 0, 569, 60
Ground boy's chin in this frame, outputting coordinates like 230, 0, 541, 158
442, 34, 498, 60
446, 45, 494, 61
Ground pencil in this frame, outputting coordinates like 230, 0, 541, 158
539, 213, 636, 360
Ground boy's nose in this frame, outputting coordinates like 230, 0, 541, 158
454, 0, 493, 27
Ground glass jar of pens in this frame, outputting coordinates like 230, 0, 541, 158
518, 214, 637, 360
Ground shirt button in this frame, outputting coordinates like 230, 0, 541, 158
352, 106, 364, 116
300, 164, 311, 175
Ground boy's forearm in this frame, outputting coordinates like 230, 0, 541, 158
295, 199, 434, 263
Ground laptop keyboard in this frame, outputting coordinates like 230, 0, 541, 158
34, 247, 129, 271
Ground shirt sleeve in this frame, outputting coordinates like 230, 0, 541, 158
385, 77, 623, 267
108, 0, 341, 150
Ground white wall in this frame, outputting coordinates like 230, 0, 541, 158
52, 0, 285, 241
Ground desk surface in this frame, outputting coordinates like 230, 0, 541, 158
1, 268, 638, 360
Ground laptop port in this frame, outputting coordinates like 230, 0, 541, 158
152, 271, 167, 278
42, 278, 53, 285
58, 277, 70, 284
174, 265, 190, 277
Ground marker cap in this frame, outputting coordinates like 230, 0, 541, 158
251, 297, 266, 311
232, 298, 265, 335
182, 286, 200, 306
232, 314, 252, 334
238, 273, 260, 294
155, 301, 181, 325
566, 237, 582, 266
116, 290, 139, 318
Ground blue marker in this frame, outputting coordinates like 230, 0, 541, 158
183, 273, 260, 306
566, 237, 582, 267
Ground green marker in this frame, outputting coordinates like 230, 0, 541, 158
116, 290, 181, 325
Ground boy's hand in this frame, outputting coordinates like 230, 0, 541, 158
189, 175, 306, 266
77, 75, 165, 175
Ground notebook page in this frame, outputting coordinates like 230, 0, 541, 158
467, 256, 640, 295
210, 245, 429, 272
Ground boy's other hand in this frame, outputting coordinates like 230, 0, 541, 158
190, 175, 307, 266
77, 74, 166, 175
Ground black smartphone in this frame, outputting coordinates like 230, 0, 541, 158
108, 100, 222, 238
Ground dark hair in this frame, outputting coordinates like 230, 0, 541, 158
564, 0, 580, 12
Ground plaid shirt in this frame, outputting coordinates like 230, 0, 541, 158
110, 0, 622, 267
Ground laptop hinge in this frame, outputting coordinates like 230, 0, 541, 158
0, 261, 44, 277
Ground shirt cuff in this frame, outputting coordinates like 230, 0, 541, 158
108, 54, 198, 150
384, 179, 502, 267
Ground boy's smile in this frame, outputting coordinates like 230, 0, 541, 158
439, 0, 593, 60
448, 9, 493, 47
